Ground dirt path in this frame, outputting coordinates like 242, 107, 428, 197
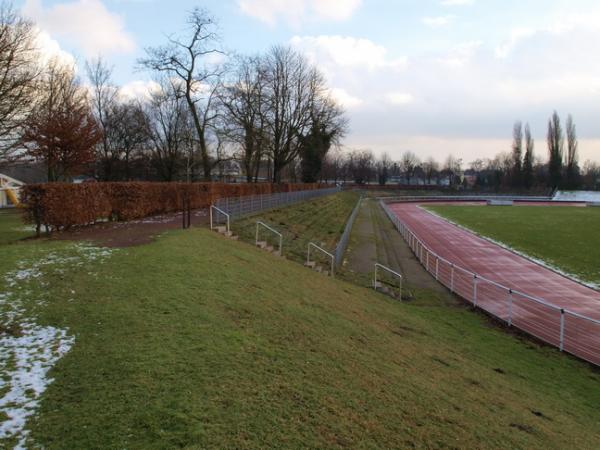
52, 209, 209, 248
344, 199, 450, 296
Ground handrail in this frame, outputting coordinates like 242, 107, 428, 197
374, 263, 402, 297
210, 205, 230, 233
307, 242, 335, 277
256, 221, 283, 255
379, 200, 600, 365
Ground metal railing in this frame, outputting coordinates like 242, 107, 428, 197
334, 197, 362, 267
380, 200, 600, 366
214, 187, 341, 221
307, 242, 335, 277
210, 205, 230, 233
375, 194, 552, 203
374, 263, 402, 297
256, 221, 283, 255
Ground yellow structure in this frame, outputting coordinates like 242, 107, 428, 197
0, 173, 24, 208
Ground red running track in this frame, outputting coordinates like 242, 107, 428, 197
388, 202, 600, 366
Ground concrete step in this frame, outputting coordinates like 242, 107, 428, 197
224, 231, 234, 238
215, 226, 227, 234
305, 261, 316, 269
373, 281, 383, 289
315, 266, 323, 273
265, 246, 274, 253
230, 235, 239, 241
256, 241, 267, 249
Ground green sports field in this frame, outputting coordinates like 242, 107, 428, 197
426, 205, 600, 286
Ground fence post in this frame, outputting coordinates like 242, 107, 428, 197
560, 309, 565, 352
435, 258, 439, 281
450, 264, 455, 293
508, 289, 513, 326
472, 275, 478, 306
426, 251, 429, 272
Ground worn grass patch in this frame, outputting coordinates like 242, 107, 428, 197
426, 205, 600, 286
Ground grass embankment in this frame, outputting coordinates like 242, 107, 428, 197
426, 205, 600, 286
1, 205, 599, 448
231, 191, 359, 264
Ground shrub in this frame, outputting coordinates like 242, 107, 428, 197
20, 182, 326, 235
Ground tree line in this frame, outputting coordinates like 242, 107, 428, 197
0, 4, 346, 183
323, 112, 598, 191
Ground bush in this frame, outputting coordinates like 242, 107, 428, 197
20, 182, 326, 234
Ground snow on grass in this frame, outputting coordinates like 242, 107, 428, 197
0, 244, 115, 448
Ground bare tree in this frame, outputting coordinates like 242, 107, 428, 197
0, 3, 40, 159
86, 57, 119, 180
106, 100, 149, 180
423, 157, 439, 185
219, 54, 267, 182
400, 151, 420, 185
523, 123, 534, 189
377, 152, 392, 185
262, 46, 335, 183
547, 111, 563, 189
144, 79, 194, 181
443, 154, 462, 187
348, 149, 374, 184
139, 8, 224, 180
511, 121, 523, 188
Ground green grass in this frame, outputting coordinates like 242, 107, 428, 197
0, 208, 33, 245
1, 209, 599, 448
231, 191, 359, 265
426, 205, 600, 286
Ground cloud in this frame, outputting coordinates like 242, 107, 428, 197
290, 35, 406, 73
330, 88, 363, 109
34, 28, 77, 68
237, 0, 361, 26
386, 92, 414, 106
118, 80, 161, 102
22, 0, 135, 56
422, 15, 456, 27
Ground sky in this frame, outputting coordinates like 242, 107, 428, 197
15, 0, 600, 165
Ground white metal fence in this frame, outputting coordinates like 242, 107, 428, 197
213, 187, 341, 223
334, 197, 362, 267
380, 200, 600, 366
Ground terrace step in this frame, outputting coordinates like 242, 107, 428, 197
256, 241, 268, 249
305, 261, 316, 269
265, 246, 274, 253
215, 226, 227, 234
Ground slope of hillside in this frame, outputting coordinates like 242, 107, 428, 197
1, 225, 598, 449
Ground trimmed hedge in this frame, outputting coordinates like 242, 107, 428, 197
20, 182, 328, 234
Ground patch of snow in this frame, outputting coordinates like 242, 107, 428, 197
0, 244, 115, 447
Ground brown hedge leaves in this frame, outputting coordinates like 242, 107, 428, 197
20, 182, 326, 234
